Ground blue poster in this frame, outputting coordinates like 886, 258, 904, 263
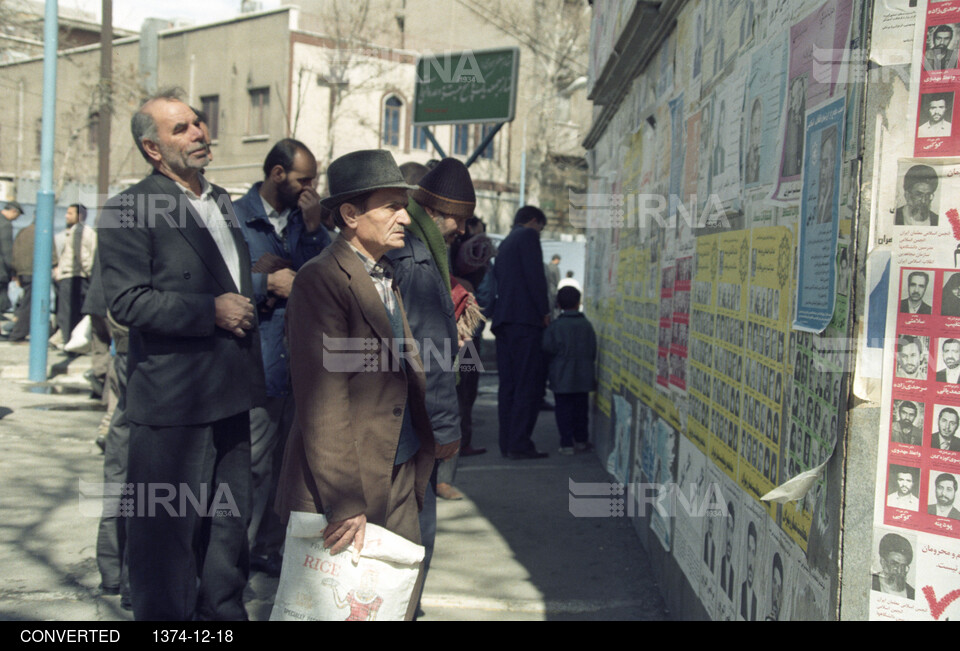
794, 97, 845, 332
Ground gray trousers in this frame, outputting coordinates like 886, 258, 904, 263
248, 395, 295, 556
95, 350, 129, 594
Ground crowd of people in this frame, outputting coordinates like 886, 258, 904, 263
0, 88, 597, 621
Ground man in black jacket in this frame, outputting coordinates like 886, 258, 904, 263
492, 206, 551, 459
98, 89, 265, 620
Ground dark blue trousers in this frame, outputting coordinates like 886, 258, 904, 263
494, 323, 546, 454
554, 392, 589, 447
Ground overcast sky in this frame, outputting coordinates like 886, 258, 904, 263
66, 0, 283, 32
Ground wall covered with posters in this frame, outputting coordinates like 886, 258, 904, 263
582, 0, 866, 621
585, 0, 960, 621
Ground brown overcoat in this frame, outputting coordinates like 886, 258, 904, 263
275, 236, 435, 535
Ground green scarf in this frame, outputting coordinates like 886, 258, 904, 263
405, 198, 451, 294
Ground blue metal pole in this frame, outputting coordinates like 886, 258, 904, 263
29, 0, 58, 382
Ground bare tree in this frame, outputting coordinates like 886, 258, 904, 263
291, 0, 404, 168
452, 0, 591, 210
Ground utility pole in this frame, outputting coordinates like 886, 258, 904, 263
28, 0, 58, 382
98, 0, 112, 200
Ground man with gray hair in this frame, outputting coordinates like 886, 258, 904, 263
98, 88, 265, 620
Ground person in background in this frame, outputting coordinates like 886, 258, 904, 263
452, 216, 496, 457
274, 150, 435, 621
4, 209, 58, 342
98, 89, 265, 620
54, 203, 96, 346
545, 253, 561, 317
0, 201, 23, 315
542, 286, 596, 455
235, 138, 330, 577
492, 205, 551, 459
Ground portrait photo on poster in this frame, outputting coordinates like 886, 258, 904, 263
941, 272, 960, 316
923, 22, 960, 72
933, 338, 960, 383
899, 268, 934, 314
917, 92, 955, 139
870, 528, 917, 601
887, 464, 921, 511
929, 403, 960, 450
927, 470, 960, 520
895, 333, 929, 380
895, 163, 941, 226
891, 399, 925, 447
781, 75, 807, 180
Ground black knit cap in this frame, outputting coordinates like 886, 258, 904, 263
412, 157, 476, 219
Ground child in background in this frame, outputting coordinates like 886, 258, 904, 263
542, 286, 598, 455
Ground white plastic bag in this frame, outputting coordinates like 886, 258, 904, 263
64, 315, 91, 353
270, 511, 424, 621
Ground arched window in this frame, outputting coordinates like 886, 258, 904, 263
383, 96, 402, 147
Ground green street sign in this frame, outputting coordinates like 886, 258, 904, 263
413, 47, 520, 125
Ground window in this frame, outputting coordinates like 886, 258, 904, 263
200, 95, 220, 140
412, 125, 429, 150
248, 87, 269, 135
453, 124, 470, 156
382, 96, 402, 147
87, 111, 99, 150
479, 124, 496, 159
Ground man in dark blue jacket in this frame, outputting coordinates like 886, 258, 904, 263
386, 158, 466, 591
492, 206, 551, 459
236, 138, 330, 575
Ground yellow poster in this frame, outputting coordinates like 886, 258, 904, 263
738, 226, 793, 521
687, 233, 719, 454
708, 230, 750, 480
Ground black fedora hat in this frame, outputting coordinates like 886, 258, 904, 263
321, 150, 415, 209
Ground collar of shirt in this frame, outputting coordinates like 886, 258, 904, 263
177, 173, 213, 201
176, 174, 243, 291
259, 194, 291, 236
347, 240, 394, 280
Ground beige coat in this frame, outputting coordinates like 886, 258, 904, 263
275, 236, 435, 531
56, 223, 97, 280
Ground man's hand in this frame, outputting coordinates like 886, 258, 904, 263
435, 440, 460, 461
543, 314, 551, 328
323, 513, 366, 555
267, 268, 296, 299
214, 293, 255, 338
299, 187, 324, 234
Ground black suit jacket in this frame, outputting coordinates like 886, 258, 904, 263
491, 225, 549, 330
928, 503, 960, 520
931, 432, 960, 451
98, 171, 265, 426
900, 298, 932, 315
936, 370, 960, 383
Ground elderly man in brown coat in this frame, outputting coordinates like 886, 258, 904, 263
275, 150, 435, 579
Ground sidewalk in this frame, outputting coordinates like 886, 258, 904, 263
0, 338, 667, 621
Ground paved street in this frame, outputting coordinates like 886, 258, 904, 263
0, 336, 667, 621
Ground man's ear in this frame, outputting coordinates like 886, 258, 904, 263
340, 202, 359, 229
268, 164, 287, 185
142, 138, 163, 165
